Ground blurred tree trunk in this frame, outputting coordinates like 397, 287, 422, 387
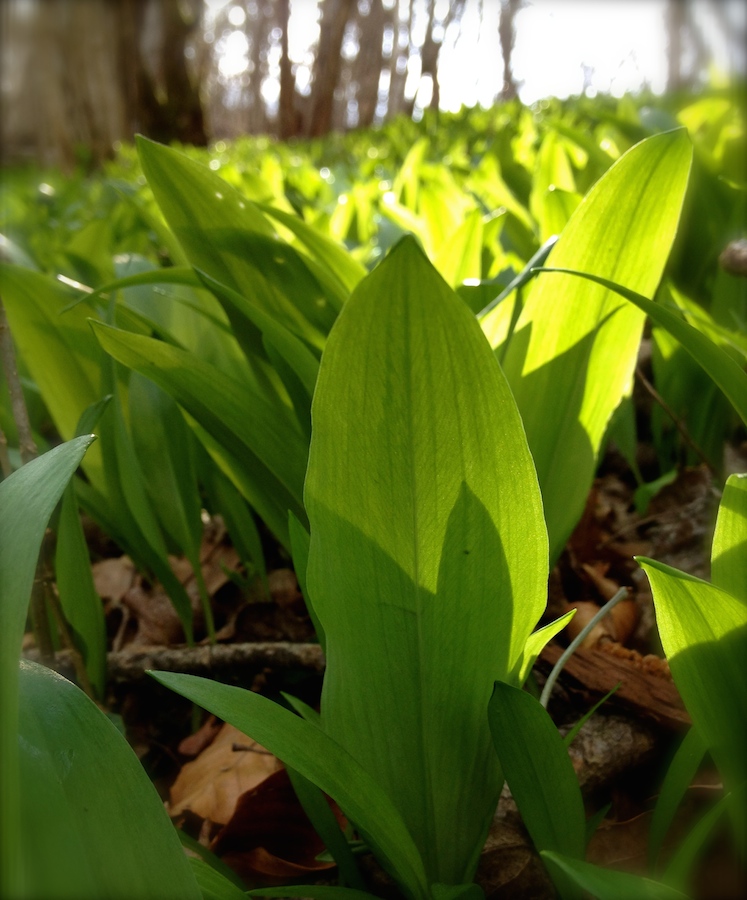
21, 0, 126, 169
0, 0, 205, 169
278, 0, 300, 139
353, 0, 386, 128
420, 0, 441, 113
387, 0, 413, 120
137, 0, 207, 145
308, 0, 356, 137
499, 0, 522, 100
666, 0, 686, 92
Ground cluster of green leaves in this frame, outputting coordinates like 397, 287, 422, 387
1, 88, 746, 899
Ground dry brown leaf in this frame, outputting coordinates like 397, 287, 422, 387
211, 768, 338, 883
178, 714, 223, 757
581, 561, 621, 601
93, 556, 136, 602
169, 723, 282, 824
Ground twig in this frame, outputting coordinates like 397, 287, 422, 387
24, 640, 327, 683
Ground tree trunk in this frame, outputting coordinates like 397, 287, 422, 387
308, 0, 356, 137
278, 0, 299, 139
499, 0, 522, 101
353, 0, 386, 129
665, 0, 685, 92
147, 0, 207, 145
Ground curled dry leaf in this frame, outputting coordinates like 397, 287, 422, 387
211, 768, 339, 883
169, 723, 282, 824
564, 598, 639, 648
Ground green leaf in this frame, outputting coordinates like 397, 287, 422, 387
149, 671, 428, 900
249, 888, 377, 900
55, 484, 106, 698
500, 129, 692, 561
136, 136, 335, 348
488, 683, 585, 862
0, 265, 105, 487
538, 268, 747, 428
289, 511, 324, 651
91, 321, 306, 544
637, 557, 747, 793
0, 435, 94, 897
18, 661, 201, 900
286, 766, 366, 890
649, 726, 708, 870
662, 784, 745, 891
540, 851, 689, 900
258, 201, 365, 298
189, 859, 248, 900
512, 609, 576, 685
304, 236, 548, 885
712, 473, 747, 602
433, 208, 484, 286
129, 373, 214, 637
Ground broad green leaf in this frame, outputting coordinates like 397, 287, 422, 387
195, 269, 320, 401
18, 661, 201, 900
136, 137, 335, 348
539, 268, 747, 428
433, 209, 484, 286
150, 671, 429, 900
488, 683, 585, 863
258, 202, 365, 298
0, 435, 94, 897
649, 726, 708, 870
91, 321, 307, 541
185, 413, 299, 548
712, 473, 747, 602
289, 511, 324, 651
500, 130, 692, 561
0, 265, 105, 488
305, 237, 548, 885
637, 557, 747, 792
540, 851, 688, 900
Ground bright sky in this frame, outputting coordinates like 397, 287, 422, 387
205, 0, 746, 115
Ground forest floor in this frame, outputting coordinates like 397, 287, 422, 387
25, 396, 747, 899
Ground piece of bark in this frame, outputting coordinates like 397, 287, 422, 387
539, 641, 689, 730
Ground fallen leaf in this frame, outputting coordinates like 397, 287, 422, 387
169, 723, 282, 824
212, 768, 339, 883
